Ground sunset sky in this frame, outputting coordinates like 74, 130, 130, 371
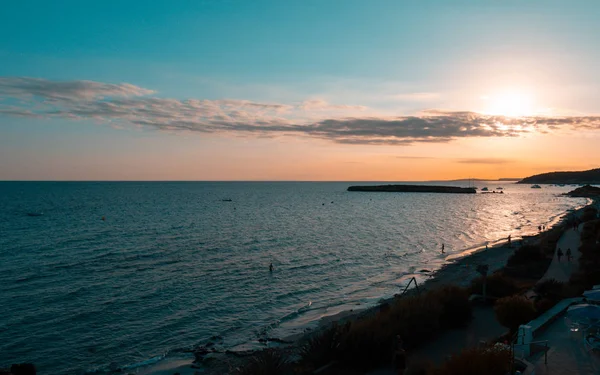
1, 0, 600, 181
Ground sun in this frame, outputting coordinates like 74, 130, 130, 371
483, 90, 535, 117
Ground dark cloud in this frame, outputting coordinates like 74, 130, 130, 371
2, 77, 600, 145
0, 77, 154, 101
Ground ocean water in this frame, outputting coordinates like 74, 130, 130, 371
0, 181, 588, 374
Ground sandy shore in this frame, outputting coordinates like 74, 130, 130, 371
140, 241, 531, 375
141, 201, 590, 375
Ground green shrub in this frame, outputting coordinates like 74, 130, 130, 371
406, 358, 433, 375
470, 273, 518, 298
336, 317, 395, 370
430, 286, 472, 328
336, 293, 444, 370
561, 283, 585, 299
580, 220, 599, 242
507, 245, 544, 267
428, 346, 511, 375
503, 244, 553, 279
570, 220, 600, 291
582, 207, 598, 222
390, 295, 444, 349
538, 226, 565, 256
534, 279, 564, 300
331, 287, 475, 371
299, 323, 346, 370
237, 349, 290, 375
570, 269, 600, 291
535, 298, 559, 316
494, 295, 536, 333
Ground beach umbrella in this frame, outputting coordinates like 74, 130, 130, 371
583, 289, 600, 301
566, 304, 600, 321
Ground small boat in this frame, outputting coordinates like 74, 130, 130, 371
26, 212, 43, 217
481, 187, 489, 191
531, 184, 542, 189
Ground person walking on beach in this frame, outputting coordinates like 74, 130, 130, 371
393, 335, 406, 375
566, 248, 572, 263
441, 243, 445, 254
557, 248, 564, 262
508, 234, 512, 247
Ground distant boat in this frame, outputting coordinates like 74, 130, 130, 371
531, 184, 542, 189
496, 187, 503, 190
481, 187, 489, 191
26, 212, 43, 217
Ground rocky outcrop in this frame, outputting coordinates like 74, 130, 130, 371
565, 185, 600, 198
347, 185, 476, 194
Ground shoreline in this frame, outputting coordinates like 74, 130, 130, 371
139, 198, 593, 375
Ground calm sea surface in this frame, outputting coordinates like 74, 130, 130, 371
0, 182, 588, 373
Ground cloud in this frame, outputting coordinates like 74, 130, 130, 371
2, 77, 600, 145
0, 77, 154, 101
456, 158, 515, 165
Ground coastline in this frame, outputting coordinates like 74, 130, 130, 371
139, 198, 593, 375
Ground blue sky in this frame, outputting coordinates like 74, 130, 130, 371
1, 0, 600, 180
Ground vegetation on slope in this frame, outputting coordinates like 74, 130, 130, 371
518, 168, 600, 184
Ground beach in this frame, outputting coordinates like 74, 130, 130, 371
142, 200, 592, 375
137, 241, 528, 375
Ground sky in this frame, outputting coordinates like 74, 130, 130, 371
1, 0, 600, 181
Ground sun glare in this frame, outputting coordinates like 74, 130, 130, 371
484, 90, 535, 117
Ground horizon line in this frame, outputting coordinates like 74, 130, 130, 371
0, 179, 522, 183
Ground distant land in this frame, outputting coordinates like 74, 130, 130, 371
518, 168, 600, 184
347, 184, 476, 194
442, 178, 521, 182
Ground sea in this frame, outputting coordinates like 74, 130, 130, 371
0, 181, 589, 374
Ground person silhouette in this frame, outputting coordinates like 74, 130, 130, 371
557, 248, 564, 262
566, 248, 572, 263
269, 263, 273, 272
441, 244, 445, 254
